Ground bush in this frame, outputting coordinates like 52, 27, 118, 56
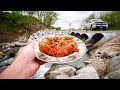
0, 12, 39, 32
100, 11, 120, 30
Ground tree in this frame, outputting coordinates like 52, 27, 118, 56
42, 11, 59, 27
56, 27, 61, 30
99, 11, 120, 30
36, 11, 44, 22
83, 12, 96, 23
26, 11, 36, 16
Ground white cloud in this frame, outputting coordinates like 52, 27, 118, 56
53, 11, 94, 30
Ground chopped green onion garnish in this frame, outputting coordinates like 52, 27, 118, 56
49, 37, 54, 42
41, 43, 46, 48
67, 40, 70, 43
60, 40, 63, 44
71, 44, 75, 47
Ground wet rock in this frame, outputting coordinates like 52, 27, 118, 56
45, 65, 76, 79
0, 66, 8, 73
1, 43, 15, 48
0, 52, 4, 59
1, 47, 19, 62
1, 42, 26, 48
70, 66, 99, 79
4, 51, 15, 60
2, 47, 11, 53
0, 57, 14, 67
13, 42, 27, 47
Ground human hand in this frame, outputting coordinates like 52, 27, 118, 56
0, 36, 46, 79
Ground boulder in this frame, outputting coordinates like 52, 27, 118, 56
106, 56, 120, 74
105, 69, 120, 79
56, 75, 70, 79
66, 54, 88, 69
45, 65, 76, 79
70, 66, 99, 79
0, 57, 14, 67
87, 58, 109, 76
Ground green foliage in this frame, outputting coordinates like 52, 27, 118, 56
81, 38, 87, 42
30, 11, 59, 28
0, 11, 60, 32
55, 27, 61, 31
83, 13, 96, 23
36, 11, 44, 22
99, 11, 120, 30
26, 11, 36, 16
0, 11, 39, 32
50, 26, 61, 31
82, 11, 120, 30
42, 11, 59, 28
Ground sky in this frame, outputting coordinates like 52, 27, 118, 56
53, 11, 94, 30
6, 11, 102, 30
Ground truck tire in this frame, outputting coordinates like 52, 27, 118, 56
103, 28, 106, 31
85, 27, 88, 31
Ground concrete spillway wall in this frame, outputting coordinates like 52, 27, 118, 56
70, 31, 117, 51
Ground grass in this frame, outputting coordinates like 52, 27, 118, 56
81, 38, 87, 42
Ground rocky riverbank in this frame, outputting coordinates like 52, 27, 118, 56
0, 32, 120, 79
0, 41, 27, 72
31, 33, 120, 79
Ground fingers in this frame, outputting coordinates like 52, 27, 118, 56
27, 35, 34, 44
34, 57, 46, 65
27, 42, 34, 48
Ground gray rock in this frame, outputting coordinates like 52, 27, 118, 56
102, 56, 120, 79
2, 47, 11, 53
2, 47, 19, 61
45, 65, 76, 79
13, 42, 26, 47
70, 66, 99, 79
0, 66, 8, 73
87, 58, 109, 77
84, 60, 91, 64
109, 52, 120, 58
66, 54, 88, 69
0, 57, 14, 67
111, 56, 120, 61
31, 63, 53, 79
106, 56, 120, 74
76, 69, 81, 75
105, 69, 120, 79
77, 63, 86, 69
1, 42, 26, 48
56, 75, 70, 79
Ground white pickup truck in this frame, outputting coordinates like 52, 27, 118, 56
85, 19, 108, 31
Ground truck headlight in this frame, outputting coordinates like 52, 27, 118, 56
93, 22, 96, 25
